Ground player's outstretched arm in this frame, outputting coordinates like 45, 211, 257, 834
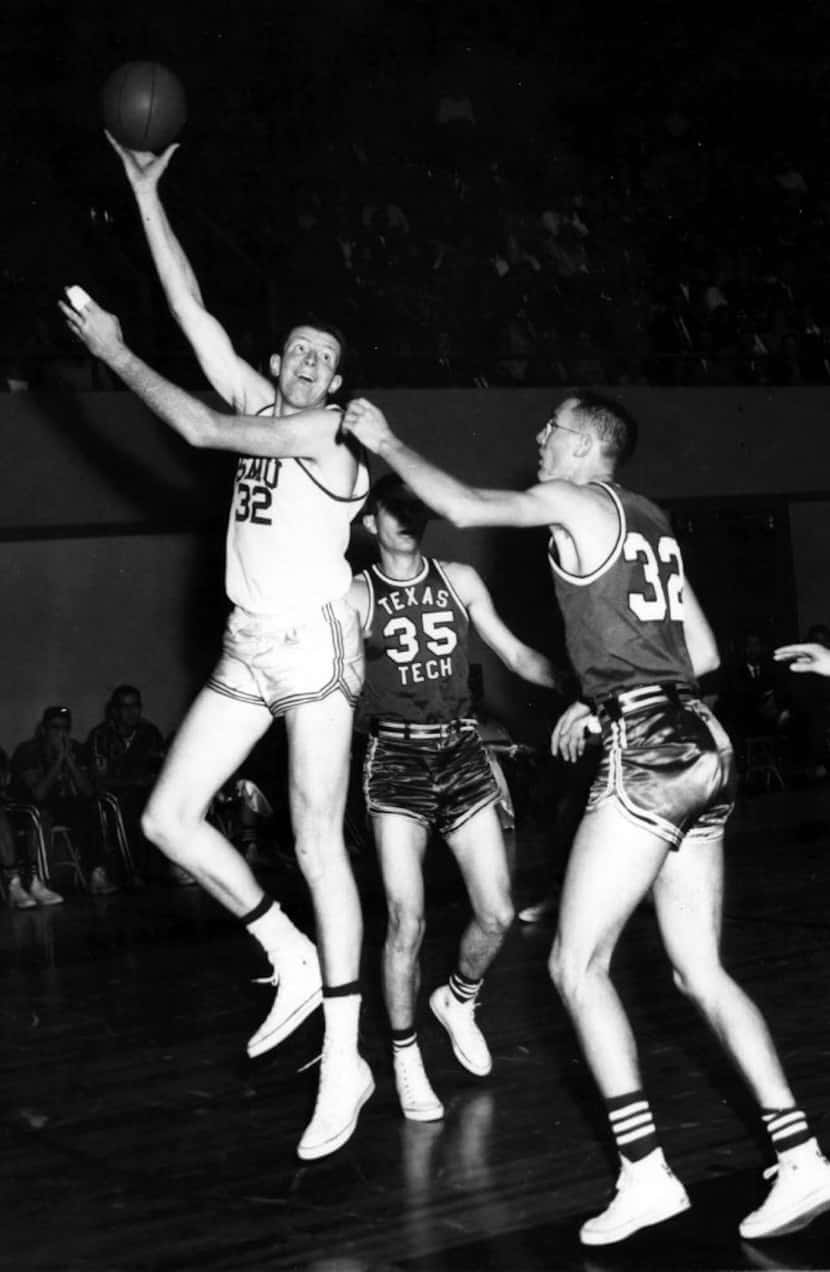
443, 562, 564, 690
342, 397, 569, 530
107, 132, 273, 413
774, 642, 830, 676
59, 290, 337, 459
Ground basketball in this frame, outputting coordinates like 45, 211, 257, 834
100, 62, 187, 152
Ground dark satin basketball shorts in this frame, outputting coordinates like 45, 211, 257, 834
587, 697, 737, 849
363, 728, 500, 835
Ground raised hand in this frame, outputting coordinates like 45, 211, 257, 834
774, 642, 830, 677
105, 129, 179, 192
58, 288, 125, 362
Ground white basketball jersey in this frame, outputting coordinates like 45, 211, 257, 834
225, 407, 369, 616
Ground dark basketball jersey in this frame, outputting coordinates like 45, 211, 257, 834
549, 482, 695, 703
356, 558, 472, 727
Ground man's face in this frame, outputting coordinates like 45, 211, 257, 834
272, 326, 343, 410
535, 398, 584, 481
115, 694, 142, 731
367, 501, 426, 554
746, 635, 763, 663
44, 717, 70, 751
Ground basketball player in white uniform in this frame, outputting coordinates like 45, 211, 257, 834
59, 139, 373, 1161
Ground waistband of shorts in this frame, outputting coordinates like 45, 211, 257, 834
369, 717, 477, 741
594, 682, 694, 721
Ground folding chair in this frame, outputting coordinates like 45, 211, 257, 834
744, 735, 786, 792
95, 792, 135, 877
5, 801, 87, 890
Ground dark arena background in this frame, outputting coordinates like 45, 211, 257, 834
2, 2, 830, 1269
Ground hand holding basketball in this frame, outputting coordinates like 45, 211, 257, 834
100, 61, 187, 154
105, 129, 179, 192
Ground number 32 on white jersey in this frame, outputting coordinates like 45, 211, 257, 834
625, 533, 685, 622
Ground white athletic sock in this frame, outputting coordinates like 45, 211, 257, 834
322, 989, 361, 1057
246, 901, 310, 963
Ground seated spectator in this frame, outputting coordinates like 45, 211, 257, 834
11, 706, 118, 895
87, 685, 166, 885
718, 633, 790, 781
779, 625, 830, 781
1, 744, 63, 908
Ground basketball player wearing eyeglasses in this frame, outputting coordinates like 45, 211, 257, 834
341, 389, 830, 1245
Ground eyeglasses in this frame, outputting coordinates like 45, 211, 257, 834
541, 417, 583, 441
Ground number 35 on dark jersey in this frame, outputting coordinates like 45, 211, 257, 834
356, 558, 472, 726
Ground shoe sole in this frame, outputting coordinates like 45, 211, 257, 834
740, 1188, 830, 1240
401, 1102, 445, 1122
429, 990, 492, 1077
580, 1192, 691, 1246
296, 1071, 376, 1161
247, 984, 323, 1058
518, 907, 555, 923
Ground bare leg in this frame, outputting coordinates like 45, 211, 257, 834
288, 693, 376, 1159
652, 834, 795, 1108
447, 803, 515, 981
373, 812, 444, 1121
549, 802, 670, 1096
373, 813, 430, 1029
142, 687, 274, 915
284, 693, 361, 985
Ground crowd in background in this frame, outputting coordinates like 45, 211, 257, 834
2, 7, 830, 392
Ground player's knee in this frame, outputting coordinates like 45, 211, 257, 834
386, 902, 425, 955
141, 795, 193, 861
549, 940, 605, 1004
476, 896, 515, 939
671, 961, 721, 1006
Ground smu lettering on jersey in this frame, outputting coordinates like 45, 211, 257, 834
356, 558, 472, 727
549, 481, 694, 703
225, 404, 369, 616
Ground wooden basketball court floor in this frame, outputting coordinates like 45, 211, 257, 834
3, 787, 830, 1272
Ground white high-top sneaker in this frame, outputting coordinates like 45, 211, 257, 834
393, 1043, 444, 1122
429, 984, 492, 1076
247, 934, 323, 1058
740, 1139, 830, 1240
297, 1051, 375, 1160
580, 1148, 691, 1246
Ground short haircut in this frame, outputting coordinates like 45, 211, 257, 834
277, 316, 349, 376
364, 473, 430, 533
565, 391, 638, 466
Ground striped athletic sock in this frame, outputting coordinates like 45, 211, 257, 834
763, 1106, 812, 1157
606, 1089, 660, 1163
392, 1027, 418, 1053
449, 970, 481, 1005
